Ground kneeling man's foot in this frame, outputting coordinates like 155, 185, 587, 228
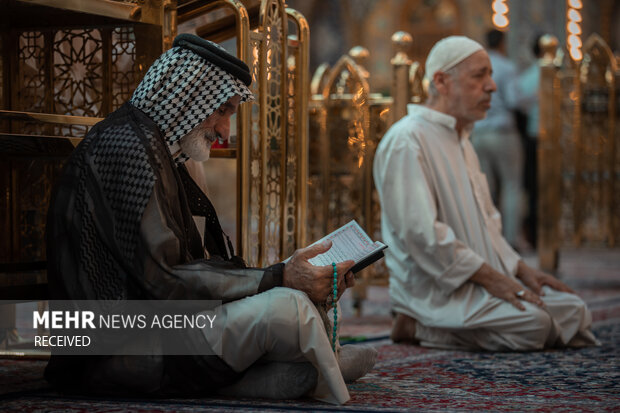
391, 313, 419, 344
338, 344, 378, 383
217, 361, 317, 400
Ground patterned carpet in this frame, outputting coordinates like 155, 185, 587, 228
1, 249, 619, 412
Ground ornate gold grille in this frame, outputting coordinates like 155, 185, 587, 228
233, 0, 309, 266
283, 8, 309, 258
538, 33, 619, 271
53, 29, 104, 137
307, 33, 423, 309
17, 32, 46, 115
1, 0, 168, 303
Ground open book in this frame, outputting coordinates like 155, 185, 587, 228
298, 220, 387, 274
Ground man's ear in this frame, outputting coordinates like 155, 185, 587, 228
432, 71, 450, 95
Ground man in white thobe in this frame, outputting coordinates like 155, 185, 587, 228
373, 36, 598, 351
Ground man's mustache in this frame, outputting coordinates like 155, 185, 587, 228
203, 129, 221, 144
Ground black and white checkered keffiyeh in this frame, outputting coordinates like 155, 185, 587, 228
130, 46, 254, 163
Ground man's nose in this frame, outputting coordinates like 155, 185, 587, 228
215, 120, 230, 141
487, 77, 497, 93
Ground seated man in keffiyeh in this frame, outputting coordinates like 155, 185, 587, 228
45, 34, 376, 404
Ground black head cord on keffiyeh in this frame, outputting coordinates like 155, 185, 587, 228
173, 34, 252, 86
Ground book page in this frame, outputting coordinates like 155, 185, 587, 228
307, 220, 384, 266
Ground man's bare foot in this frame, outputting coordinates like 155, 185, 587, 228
391, 313, 419, 344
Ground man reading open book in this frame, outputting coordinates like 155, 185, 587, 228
46, 34, 376, 404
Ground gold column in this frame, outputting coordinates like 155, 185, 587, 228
577, 34, 617, 246
614, 68, 619, 246
409, 61, 427, 104
537, 35, 561, 271
286, 8, 310, 249
163, 0, 177, 50
390, 31, 412, 125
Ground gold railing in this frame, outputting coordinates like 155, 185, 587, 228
538, 33, 619, 271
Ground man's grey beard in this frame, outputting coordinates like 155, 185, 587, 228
179, 127, 218, 162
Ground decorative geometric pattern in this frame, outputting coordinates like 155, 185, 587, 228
223, 1, 308, 266
262, 0, 285, 265
18, 31, 46, 114
283, 51, 298, 258
241, 0, 292, 267
111, 27, 137, 110
53, 29, 104, 137
12, 26, 143, 137
247, 32, 263, 267
17, 32, 47, 137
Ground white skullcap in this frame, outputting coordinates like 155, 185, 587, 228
425, 36, 484, 81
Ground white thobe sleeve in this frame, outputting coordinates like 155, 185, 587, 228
375, 137, 484, 294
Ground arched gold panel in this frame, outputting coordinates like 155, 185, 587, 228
538, 33, 618, 271
314, 55, 371, 239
